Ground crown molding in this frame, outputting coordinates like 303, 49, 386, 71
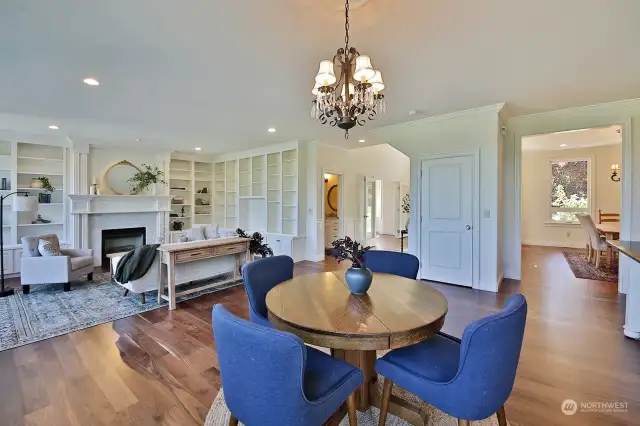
509, 98, 640, 123
372, 103, 507, 134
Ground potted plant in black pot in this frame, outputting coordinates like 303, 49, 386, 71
36, 177, 55, 204
331, 237, 373, 295
236, 228, 274, 261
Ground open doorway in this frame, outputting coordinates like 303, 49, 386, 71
520, 125, 622, 281
323, 172, 343, 253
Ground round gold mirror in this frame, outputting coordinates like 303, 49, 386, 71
104, 160, 142, 195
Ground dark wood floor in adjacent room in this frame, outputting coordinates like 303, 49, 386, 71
0, 240, 638, 426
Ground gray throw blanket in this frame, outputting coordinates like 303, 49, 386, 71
114, 244, 160, 284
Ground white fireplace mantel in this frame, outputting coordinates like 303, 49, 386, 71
68, 194, 172, 215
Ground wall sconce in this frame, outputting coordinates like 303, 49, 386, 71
324, 173, 330, 183
610, 164, 621, 182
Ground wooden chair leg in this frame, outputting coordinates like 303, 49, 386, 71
140, 292, 146, 304
346, 392, 357, 426
87, 272, 93, 281
123, 289, 129, 297
595, 251, 601, 268
228, 414, 238, 426
378, 378, 393, 426
496, 405, 507, 426
586, 244, 591, 261
22, 285, 30, 294
63, 282, 71, 292
458, 420, 470, 426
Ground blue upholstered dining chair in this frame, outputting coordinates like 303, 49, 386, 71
212, 305, 363, 426
375, 294, 527, 426
363, 250, 420, 279
242, 255, 294, 327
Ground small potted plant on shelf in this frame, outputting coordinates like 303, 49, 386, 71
236, 228, 274, 260
35, 177, 55, 203
127, 164, 167, 194
330, 236, 373, 295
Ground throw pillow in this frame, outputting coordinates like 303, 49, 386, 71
204, 224, 220, 240
186, 226, 206, 242
38, 239, 62, 256
178, 235, 189, 243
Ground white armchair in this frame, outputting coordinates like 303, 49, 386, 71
111, 254, 161, 304
20, 234, 94, 293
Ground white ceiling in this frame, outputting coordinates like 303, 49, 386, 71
522, 125, 621, 151
1, 0, 640, 153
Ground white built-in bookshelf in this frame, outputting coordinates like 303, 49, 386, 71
168, 158, 216, 230
15, 142, 66, 242
215, 148, 300, 236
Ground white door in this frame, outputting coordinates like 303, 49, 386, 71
365, 180, 377, 241
420, 155, 474, 287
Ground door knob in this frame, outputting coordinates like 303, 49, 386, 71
465, 225, 472, 230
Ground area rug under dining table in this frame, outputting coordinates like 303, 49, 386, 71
0, 271, 240, 352
205, 380, 508, 426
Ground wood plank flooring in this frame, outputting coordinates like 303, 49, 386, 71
0, 240, 638, 426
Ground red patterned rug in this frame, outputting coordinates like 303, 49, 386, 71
562, 251, 618, 282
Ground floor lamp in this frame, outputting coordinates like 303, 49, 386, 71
0, 192, 37, 297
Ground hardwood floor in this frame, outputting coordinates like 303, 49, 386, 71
1, 242, 638, 426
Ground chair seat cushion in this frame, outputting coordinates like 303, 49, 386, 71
303, 347, 364, 401
70, 256, 93, 271
376, 334, 461, 384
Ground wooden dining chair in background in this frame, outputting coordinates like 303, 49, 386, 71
598, 210, 620, 224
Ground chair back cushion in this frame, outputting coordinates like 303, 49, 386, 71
577, 214, 599, 244
242, 256, 294, 323
21, 234, 60, 257
212, 305, 309, 425
455, 294, 527, 418
363, 250, 420, 279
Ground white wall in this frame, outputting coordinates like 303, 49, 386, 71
381, 181, 400, 235
522, 144, 621, 248
88, 146, 169, 196
375, 104, 504, 292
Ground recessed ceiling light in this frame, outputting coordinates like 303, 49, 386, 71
135, 137, 141, 142
560, 144, 567, 147
83, 78, 100, 86
359, 139, 366, 143
194, 147, 202, 151
268, 128, 276, 133
48, 125, 59, 130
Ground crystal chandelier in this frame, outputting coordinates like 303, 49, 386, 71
311, 0, 386, 139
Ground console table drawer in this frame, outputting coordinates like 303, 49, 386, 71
175, 248, 214, 263
214, 244, 246, 256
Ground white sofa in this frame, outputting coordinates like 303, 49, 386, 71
21, 234, 94, 293
111, 253, 161, 304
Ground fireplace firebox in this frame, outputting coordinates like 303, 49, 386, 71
101, 227, 146, 266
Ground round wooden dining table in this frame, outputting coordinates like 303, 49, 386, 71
266, 270, 448, 425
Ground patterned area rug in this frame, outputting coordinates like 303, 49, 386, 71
0, 271, 241, 352
205, 387, 506, 426
563, 251, 618, 282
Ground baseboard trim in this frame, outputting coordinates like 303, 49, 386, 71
305, 254, 326, 262
522, 240, 585, 249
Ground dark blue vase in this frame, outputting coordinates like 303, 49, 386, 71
345, 267, 373, 295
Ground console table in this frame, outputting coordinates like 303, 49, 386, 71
157, 237, 250, 310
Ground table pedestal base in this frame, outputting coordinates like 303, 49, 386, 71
331, 349, 428, 425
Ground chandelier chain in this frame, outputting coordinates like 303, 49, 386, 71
344, 0, 350, 52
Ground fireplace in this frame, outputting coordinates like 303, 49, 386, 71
101, 227, 146, 265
